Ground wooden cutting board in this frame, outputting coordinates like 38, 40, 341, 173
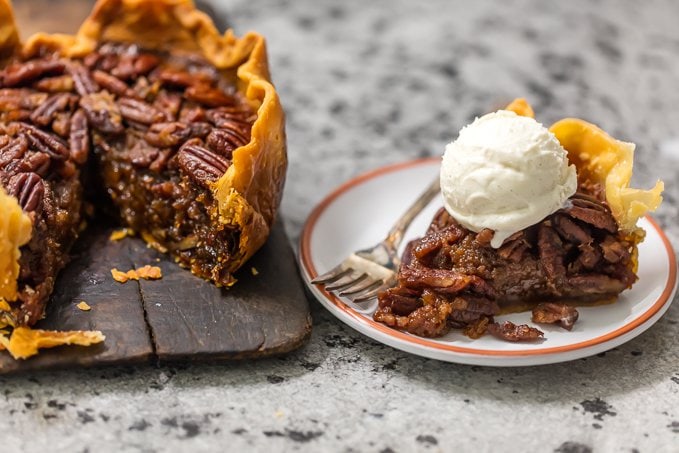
0, 222, 312, 374
0, 0, 311, 374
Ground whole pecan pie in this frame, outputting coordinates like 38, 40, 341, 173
0, 0, 286, 358
374, 99, 663, 340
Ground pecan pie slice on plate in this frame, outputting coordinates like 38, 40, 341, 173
375, 99, 663, 340
299, 99, 675, 366
0, 0, 286, 359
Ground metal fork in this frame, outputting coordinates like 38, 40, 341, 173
311, 176, 441, 302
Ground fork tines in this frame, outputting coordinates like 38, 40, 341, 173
311, 255, 395, 303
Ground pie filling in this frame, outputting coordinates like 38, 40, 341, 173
374, 183, 638, 339
0, 42, 257, 326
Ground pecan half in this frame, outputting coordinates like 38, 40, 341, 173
206, 128, 248, 156
69, 109, 89, 164
487, 321, 544, 342
156, 68, 208, 87
7, 172, 45, 212
29, 93, 75, 127
68, 63, 99, 96
185, 84, 238, 107
531, 303, 579, 331
33, 74, 75, 93
1, 59, 65, 87
177, 140, 230, 187
80, 92, 124, 134
153, 91, 182, 121
144, 122, 191, 147
0, 135, 28, 168
118, 97, 165, 125
6, 152, 51, 177
92, 70, 132, 97
16, 123, 69, 160
0, 88, 48, 111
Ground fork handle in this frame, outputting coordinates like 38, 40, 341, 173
384, 175, 441, 249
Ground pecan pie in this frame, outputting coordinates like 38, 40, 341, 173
375, 99, 663, 339
0, 0, 286, 358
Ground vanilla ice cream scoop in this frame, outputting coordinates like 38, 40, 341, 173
440, 110, 577, 248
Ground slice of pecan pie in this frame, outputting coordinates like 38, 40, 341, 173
0, 0, 286, 358
374, 100, 663, 339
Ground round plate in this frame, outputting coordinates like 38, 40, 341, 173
299, 158, 677, 366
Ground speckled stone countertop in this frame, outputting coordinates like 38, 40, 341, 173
2, 0, 679, 451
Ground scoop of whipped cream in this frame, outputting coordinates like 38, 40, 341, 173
440, 109, 577, 248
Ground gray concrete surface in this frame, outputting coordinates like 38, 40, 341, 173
2, 0, 678, 451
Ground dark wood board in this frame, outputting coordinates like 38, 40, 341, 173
1, 1, 311, 373
0, 222, 312, 374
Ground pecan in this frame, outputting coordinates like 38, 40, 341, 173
29, 93, 75, 127
531, 303, 579, 331
69, 109, 89, 164
7, 172, 45, 212
188, 122, 213, 139
156, 68, 207, 87
118, 97, 165, 125
6, 152, 51, 177
487, 321, 544, 342
177, 140, 230, 187
184, 84, 238, 107
565, 205, 617, 233
1, 59, 65, 86
207, 107, 257, 127
179, 105, 208, 123
206, 128, 246, 156
33, 75, 75, 93
92, 70, 132, 97
144, 122, 191, 147
553, 214, 591, 244
83, 52, 102, 68
0, 136, 28, 168
153, 91, 182, 120
16, 123, 69, 160
80, 92, 124, 134
110, 54, 148, 80
67, 63, 99, 96
0, 88, 48, 111
133, 54, 160, 76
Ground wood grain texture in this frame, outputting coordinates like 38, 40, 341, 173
0, 222, 311, 374
0, 227, 155, 373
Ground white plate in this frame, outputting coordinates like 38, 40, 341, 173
299, 158, 677, 366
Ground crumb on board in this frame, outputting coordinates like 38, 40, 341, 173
76, 301, 91, 311
0, 327, 105, 359
251, 267, 259, 276
109, 228, 134, 241
111, 265, 163, 283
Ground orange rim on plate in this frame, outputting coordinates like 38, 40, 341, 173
300, 158, 678, 357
